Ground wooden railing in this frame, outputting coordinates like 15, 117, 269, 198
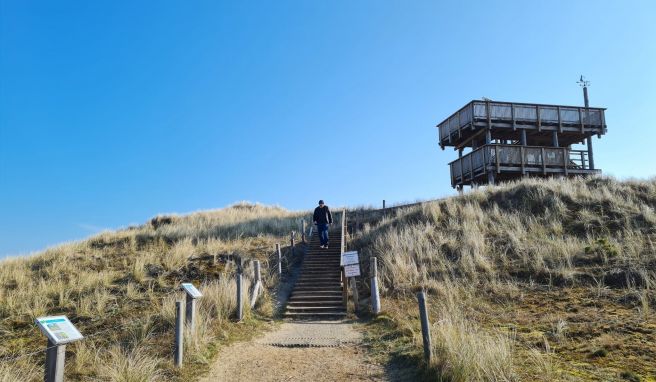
449, 144, 596, 186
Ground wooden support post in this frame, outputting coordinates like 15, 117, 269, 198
552, 131, 559, 147
587, 137, 595, 170
276, 243, 282, 275
185, 293, 196, 332
520, 129, 527, 146
417, 291, 433, 363
342, 268, 348, 307
174, 300, 184, 367
541, 147, 546, 175
350, 277, 359, 311
44, 340, 66, 382
301, 220, 306, 244
536, 105, 541, 132
250, 260, 261, 308
290, 231, 295, 257
383, 199, 386, 210
371, 257, 381, 315
236, 257, 243, 321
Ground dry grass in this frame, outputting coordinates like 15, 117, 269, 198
354, 176, 656, 381
0, 203, 308, 381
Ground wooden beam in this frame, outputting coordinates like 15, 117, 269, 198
454, 128, 486, 150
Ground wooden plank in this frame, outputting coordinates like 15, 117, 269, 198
536, 105, 541, 132
563, 148, 569, 176
557, 106, 563, 133
541, 147, 546, 174
520, 146, 525, 175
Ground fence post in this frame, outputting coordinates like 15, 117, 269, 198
342, 268, 348, 307
250, 260, 262, 308
185, 293, 196, 332
417, 291, 432, 363
174, 300, 184, 367
302, 220, 306, 243
371, 257, 381, 315
236, 257, 244, 321
290, 231, 295, 257
350, 277, 359, 311
276, 243, 282, 275
44, 340, 66, 382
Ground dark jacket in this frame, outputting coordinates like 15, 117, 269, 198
313, 206, 333, 225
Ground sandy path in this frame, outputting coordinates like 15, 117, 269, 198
200, 321, 390, 382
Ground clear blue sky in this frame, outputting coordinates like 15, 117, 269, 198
1, 1, 655, 258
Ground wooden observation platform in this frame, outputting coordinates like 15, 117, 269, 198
436, 100, 607, 189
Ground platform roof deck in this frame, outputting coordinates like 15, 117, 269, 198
437, 100, 607, 149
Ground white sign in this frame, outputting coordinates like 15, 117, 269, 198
344, 264, 361, 277
341, 251, 359, 266
35, 316, 84, 345
181, 283, 203, 299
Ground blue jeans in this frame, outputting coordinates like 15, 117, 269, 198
318, 223, 329, 246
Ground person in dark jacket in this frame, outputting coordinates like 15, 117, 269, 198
313, 200, 333, 248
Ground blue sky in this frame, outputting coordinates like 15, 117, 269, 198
1, 1, 655, 257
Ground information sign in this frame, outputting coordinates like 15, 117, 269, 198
35, 316, 84, 345
181, 283, 203, 298
344, 264, 361, 277
341, 251, 359, 266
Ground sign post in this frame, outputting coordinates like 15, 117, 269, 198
35, 316, 84, 382
181, 283, 203, 332
341, 251, 361, 311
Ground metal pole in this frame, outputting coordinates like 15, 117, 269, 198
44, 339, 66, 382
370, 257, 381, 315
236, 257, 243, 321
276, 243, 282, 275
185, 293, 196, 332
583, 85, 595, 170
174, 300, 184, 367
417, 291, 432, 363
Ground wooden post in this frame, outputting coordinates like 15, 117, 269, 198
44, 340, 66, 382
290, 231, 295, 257
174, 300, 184, 367
370, 257, 381, 315
417, 291, 432, 363
185, 293, 196, 332
276, 243, 282, 275
382, 200, 386, 210
250, 260, 261, 308
236, 257, 243, 321
350, 277, 359, 311
342, 268, 348, 307
302, 220, 306, 243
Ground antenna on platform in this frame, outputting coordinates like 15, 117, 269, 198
577, 75, 590, 108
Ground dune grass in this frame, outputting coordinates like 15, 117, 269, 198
353, 176, 656, 381
0, 203, 308, 381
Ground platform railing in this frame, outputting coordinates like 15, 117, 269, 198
449, 144, 597, 186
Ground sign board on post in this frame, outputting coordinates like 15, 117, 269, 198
181, 283, 203, 298
344, 264, 361, 277
341, 251, 359, 266
341, 251, 361, 277
35, 316, 84, 345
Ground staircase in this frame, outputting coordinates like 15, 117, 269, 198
285, 225, 346, 319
